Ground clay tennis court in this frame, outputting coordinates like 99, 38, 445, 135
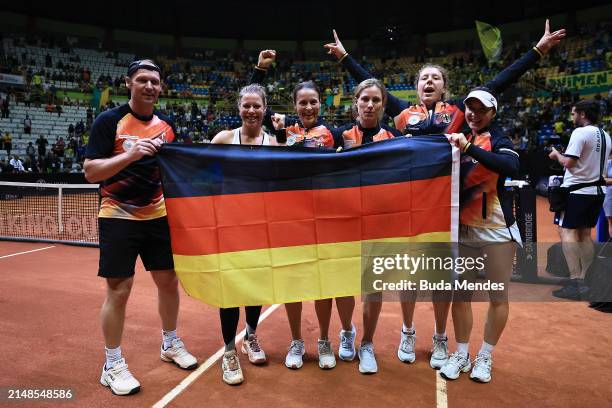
1, 197, 611, 408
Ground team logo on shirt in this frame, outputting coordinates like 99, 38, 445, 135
118, 135, 139, 151
408, 114, 422, 125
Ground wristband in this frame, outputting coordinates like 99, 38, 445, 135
462, 142, 472, 153
338, 53, 348, 63
532, 46, 543, 58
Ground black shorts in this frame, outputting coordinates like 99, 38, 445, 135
554, 193, 604, 229
98, 216, 174, 278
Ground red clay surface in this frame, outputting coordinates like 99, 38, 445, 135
0, 197, 611, 408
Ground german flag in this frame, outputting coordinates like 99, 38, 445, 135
158, 136, 459, 307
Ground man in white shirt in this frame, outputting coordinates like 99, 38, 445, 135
549, 100, 611, 299
9, 155, 25, 172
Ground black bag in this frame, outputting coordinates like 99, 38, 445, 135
547, 186, 569, 212
546, 242, 570, 278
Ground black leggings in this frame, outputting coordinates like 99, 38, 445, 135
219, 306, 263, 346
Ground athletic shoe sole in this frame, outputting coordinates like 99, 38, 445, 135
319, 359, 337, 370
470, 374, 491, 383
397, 349, 416, 364
430, 359, 447, 370
160, 355, 198, 370
338, 349, 356, 361
439, 364, 471, 380
358, 365, 377, 374
100, 378, 140, 396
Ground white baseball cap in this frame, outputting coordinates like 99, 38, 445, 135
464, 89, 497, 111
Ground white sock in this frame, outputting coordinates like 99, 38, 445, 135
162, 329, 177, 350
402, 323, 415, 334
456, 342, 469, 356
105, 346, 122, 368
435, 331, 447, 340
479, 341, 495, 356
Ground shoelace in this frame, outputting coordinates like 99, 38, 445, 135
247, 336, 261, 353
361, 344, 374, 355
169, 339, 189, 357
432, 338, 447, 356
319, 341, 332, 355
448, 352, 467, 368
400, 333, 415, 352
288, 341, 304, 355
341, 332, 354, 348
473, 354, 491, 369
109, 362, 133, 381
225, 353, 240, 371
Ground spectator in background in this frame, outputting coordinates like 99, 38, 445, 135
68, 123, 75, 138
55, 137, 66, 157
36, 134, 48, 157
24, 89, 31, 107
56, 104, 63, 117
26, 142, 36, 163
549, 100, 611, 300
3, 132, 12, 156
1, 97, 9, 118
75, 120, 85, 137
24, 114, 32, 134
86, 107, 93, 127
9, 155, 25, 172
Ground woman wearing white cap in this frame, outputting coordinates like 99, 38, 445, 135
325, 20, 565, 369
440, 87, 521, 383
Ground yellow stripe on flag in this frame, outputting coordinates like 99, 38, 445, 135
174, 231, 450, 307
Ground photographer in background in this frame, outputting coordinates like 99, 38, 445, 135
548, 100, 611, 300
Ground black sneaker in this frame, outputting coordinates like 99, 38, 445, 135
552, 284, 589, 300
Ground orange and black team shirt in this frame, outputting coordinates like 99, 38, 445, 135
459, 126, 520, 229
85, 104, 176, 221
332, 122, 402, 149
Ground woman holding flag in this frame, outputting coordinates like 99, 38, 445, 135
250, 50, 362, 372
441, 86, 521, 383
324, 20, 565, 370
211, 84, 277, 385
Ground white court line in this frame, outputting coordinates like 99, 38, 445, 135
153, 303, 281, 408
0, 245, 55, 259
436, 370, 448, 408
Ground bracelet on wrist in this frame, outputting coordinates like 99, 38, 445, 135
532, 46, 543, 58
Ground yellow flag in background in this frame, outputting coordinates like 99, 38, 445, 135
475, 21, 502, 63
99, 87, 110, 108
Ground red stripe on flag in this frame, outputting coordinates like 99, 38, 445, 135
166, 176, 451, 255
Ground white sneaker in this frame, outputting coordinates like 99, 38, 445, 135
397, 329, 416, 363
439, 351, 471, 380
338, 325, 356, 361
430, 335, 449, 369
285, 339, 305, 369
241, 334, 266, 365
470, 353, 492, 383
358, 342, 378, 374
161, 338, 198, 370
222, 350, 244, 385
318, 339, 336, 369
100, 358, 141, 396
